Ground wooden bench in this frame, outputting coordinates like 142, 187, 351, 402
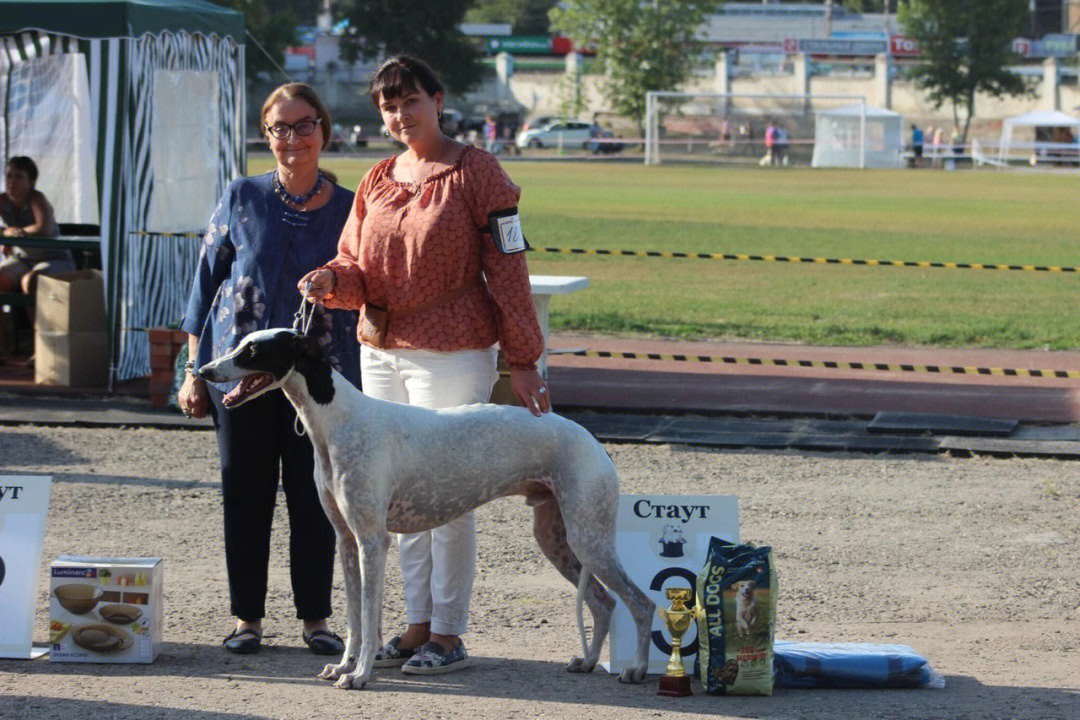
12, 229, 102, 270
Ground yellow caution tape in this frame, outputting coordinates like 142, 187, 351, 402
529, 247, 1078, 273
567, 350, 1080, 379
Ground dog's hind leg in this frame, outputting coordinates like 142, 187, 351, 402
531, 495, 615, 673
557, 468, 654, 684
568, 537, 654, 684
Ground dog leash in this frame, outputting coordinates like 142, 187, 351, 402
292, 282, 317, 336
289, 282, 319, 437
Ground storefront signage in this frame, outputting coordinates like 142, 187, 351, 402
788, 38, 889, 56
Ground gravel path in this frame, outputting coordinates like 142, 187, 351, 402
1, 424, 1078, 719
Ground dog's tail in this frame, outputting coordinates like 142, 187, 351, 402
576, 567, 591, 660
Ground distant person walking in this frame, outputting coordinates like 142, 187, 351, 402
719, 118, 732, 151
775, 125, 789, 166
910, 125, 924, 167
483, 115, 499, 154
761, 120, 777, 166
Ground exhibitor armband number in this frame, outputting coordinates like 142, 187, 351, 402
485, 207, 529, 254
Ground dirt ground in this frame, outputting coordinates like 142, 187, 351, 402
0, 424, 1078, 720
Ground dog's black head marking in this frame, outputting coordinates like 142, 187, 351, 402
292, 333, 335, 406
229, 329, 299, 381
198, 329, 336, 407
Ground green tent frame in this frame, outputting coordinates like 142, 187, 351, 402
0, 0, 245, 384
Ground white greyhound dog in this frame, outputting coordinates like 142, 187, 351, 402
198, 328, 654, 690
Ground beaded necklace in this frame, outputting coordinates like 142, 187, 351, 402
273, 171, 323, 208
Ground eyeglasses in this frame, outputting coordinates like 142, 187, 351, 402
265, 118, 322, 139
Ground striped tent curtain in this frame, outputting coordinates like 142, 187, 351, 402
0, 29, 244, 382
121, 31, 243, 381
0, 30, 126, 354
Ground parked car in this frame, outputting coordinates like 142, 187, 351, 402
586, 126, 624, 154
440, 108, 464, 136
348, 123, 368, 148
519, 115, 568, 133
515, 120, 594, 149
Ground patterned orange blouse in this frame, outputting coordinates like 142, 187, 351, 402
320, 145, 543, 370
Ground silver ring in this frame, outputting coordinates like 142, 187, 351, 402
537, 387, 547, 395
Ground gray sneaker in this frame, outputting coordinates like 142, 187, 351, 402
373, 636, 419, 668
400, 640, 470, 675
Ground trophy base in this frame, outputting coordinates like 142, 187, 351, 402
657, 674, 693, 697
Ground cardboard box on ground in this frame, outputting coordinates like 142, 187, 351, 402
50, 556, 164, 664
35, 270, 108, 387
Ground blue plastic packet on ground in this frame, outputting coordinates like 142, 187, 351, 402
774, 641, 945, 689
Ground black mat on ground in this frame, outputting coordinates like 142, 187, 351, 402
561, 411, 659, 441
3, 394, 1077, 457
868, 412, 1018, 437
938, 436, 1080, 458
1009, 424, 1080, 442
0, 394, 211, 428
646, 430, 794, 448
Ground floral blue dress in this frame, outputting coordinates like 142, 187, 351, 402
181, 173, 360, 390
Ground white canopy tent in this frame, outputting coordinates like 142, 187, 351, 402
997, 110, 1080, 163
812, 104, 903, 169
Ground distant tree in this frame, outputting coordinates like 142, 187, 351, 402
899, 0, 1031, 141
334, 0, 482, 95
772, 1, 892, 11
213, 0, 316, 80
550, 0, 722, 133
466, 0, 559, 35
840, 1, 891, 11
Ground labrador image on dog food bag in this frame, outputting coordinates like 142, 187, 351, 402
696, 537, 777, 696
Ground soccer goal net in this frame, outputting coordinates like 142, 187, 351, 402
643, 92, 875, 168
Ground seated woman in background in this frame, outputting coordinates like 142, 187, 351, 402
0, 156, 75, 297
0, 156, 75, 361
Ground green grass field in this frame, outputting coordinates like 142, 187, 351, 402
251, 153, 1080, 349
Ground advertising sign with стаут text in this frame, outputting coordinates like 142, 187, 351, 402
606, 494, 738, 675
0, 476, 53, 659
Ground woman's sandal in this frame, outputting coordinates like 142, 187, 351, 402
302, 629, 345, 656
223, 628, 262, 654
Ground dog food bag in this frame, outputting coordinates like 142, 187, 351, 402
695, 537, 777, 696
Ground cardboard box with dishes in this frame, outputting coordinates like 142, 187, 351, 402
49, 556, 163, 663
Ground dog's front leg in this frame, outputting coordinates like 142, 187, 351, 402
319, 529, 361, 681
333, 530, 389, 690
316, 488, 362, 682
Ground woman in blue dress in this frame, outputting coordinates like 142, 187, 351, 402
178, 83, 360, 655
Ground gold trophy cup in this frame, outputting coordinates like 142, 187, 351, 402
657, 586, 695, 697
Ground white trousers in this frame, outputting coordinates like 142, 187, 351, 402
360, 344, 499, 636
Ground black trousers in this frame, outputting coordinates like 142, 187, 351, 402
208, 386, 335, 622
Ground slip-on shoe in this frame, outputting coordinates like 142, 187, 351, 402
223, 628, 262, 654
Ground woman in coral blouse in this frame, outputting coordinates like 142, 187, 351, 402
301, 54, 548, 675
